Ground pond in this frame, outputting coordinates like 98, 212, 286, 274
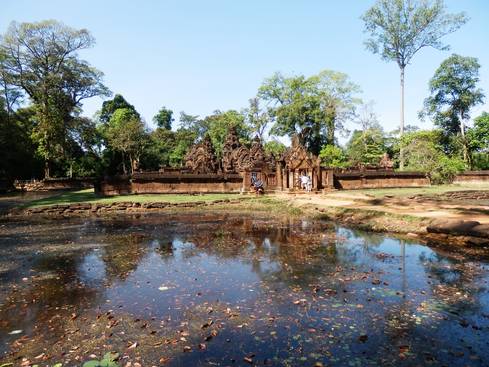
1, 213, 488, 366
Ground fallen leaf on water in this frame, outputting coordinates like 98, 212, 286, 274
243, 356, 253, 364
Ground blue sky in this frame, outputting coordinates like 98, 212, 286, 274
2, 0, 488, 142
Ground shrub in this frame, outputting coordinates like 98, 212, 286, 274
401, 130, 466, 184
346, 128, 387, 166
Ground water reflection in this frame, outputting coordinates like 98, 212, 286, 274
0, 213, 488, 366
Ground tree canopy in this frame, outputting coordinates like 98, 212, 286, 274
0, 20, 110, 177
422, 54, 485, 163
153, 106, 174, 130
258, 70, 360, 155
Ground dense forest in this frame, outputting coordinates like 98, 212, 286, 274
1, 1, 488, 186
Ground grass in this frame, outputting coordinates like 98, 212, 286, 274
337, 183, 489, 198
21, 189, 243, 208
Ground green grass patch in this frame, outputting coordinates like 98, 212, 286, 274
21, 189, 243, 208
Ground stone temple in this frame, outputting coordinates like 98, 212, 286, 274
96, 127, 429, 195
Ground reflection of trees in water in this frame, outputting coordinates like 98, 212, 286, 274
0, 252, 104, 355
154, 239, 174, 261
102, 233, 149, 281
418, 248, 487, 317
341, 227, 386, 247
169, 216, 347, 287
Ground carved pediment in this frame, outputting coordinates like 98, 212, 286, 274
185, 135, 218, 173
283, 137, 319, 170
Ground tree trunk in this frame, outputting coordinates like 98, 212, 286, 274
460, 112, 470, 166
44, 160, 50, 179
399, 67, 405, 171
121, 152, 127, 175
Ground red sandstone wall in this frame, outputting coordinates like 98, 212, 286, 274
97, 173, 244, 196
333, 171, 429, 190
454, 171, 489, 183
131, 181, 242, 194
15, 178, 95, 191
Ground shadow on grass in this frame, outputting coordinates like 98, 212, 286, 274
452, 206, 489, 216
21, 189, 97, 208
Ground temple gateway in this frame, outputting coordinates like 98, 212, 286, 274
97, 127, 429, 195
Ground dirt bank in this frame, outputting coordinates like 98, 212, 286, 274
4, 191, 489, 247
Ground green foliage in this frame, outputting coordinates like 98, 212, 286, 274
264, 139, 287, 158
153, 106, 174, 129
468, 112, 489, 169
421, 54, 484, 163
200, 110, 250, 158
362, 0, 468, 169
400, 130, 466, 184
468, 112, 489, 152
179, 111, 206, 137
244, 97, 271, 139
471, 153, 489, 170
99, 94, 139, 124
258, 70, 360, 155
104, 108, 148, 174
143, 127, 197, 169
319, 145, 349, 168
170, 128, 197, 166
346, 128, 387, 166
0, 104, 42, 181
82, 352, 119, 367
422, 54, 484, 132
0, 20, 110, 177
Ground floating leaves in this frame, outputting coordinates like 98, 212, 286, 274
1, 213, 489, 366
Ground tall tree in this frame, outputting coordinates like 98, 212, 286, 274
105, 108, 148, 174
258, 70, 360, 155
153, 106, 174, 130
244, 97, 271, 140
311, 70, 361, 146
422, 54, 485, 164
0, 20, 110, 177
362, 0, 468, 169
0, 50, 22, 119
179, 111, 206, 139
99, 94, 139, 124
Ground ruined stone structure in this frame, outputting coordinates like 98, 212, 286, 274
276, 136, 322, 191
379, 153, 394, 170
96, 128, 430, 196
184, 135, 218, 174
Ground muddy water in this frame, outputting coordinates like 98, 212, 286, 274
0, 213, 488, 366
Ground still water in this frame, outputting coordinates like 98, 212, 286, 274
0, 213, 488, 366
